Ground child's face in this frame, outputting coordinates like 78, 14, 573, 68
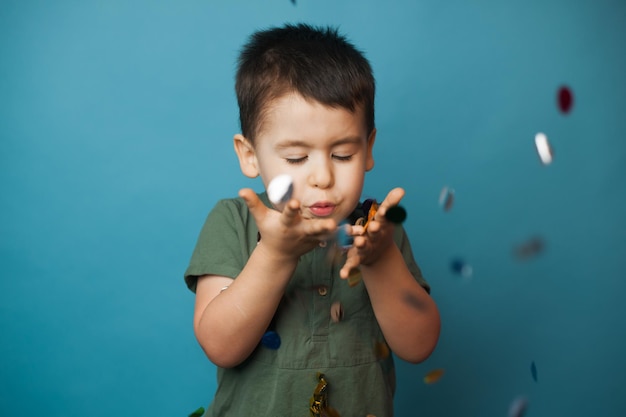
235, 92, 375, 223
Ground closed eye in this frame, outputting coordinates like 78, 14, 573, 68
285, 156, 308, 164
333, 154, 353, 161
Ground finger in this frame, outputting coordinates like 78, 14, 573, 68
377, 187, 405, 219
280, 198, 301, 226
239, 188, 267, 221
340, 255, 361, 279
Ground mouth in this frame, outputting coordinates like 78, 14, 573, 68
308, 201, 336, 217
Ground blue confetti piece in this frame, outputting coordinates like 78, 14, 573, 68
261, 330, 281, 349
337, 221, 353, 248
530, 361, 538, 382
450, 257, 473, 278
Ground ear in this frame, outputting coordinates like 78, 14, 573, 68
365, 128, 376, 171
233, 134, 259, 178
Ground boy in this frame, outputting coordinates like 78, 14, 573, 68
184, 23, 440, 417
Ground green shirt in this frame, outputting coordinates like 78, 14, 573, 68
185, 193, 429, 417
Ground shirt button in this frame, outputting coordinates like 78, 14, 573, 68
317, 286, 328, 296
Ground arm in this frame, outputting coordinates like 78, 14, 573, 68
193, 188, 336, 368
340, 188, 440, 363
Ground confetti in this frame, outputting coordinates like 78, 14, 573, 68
385, 205, 407, 224
261, 330, 281, 349
450, 258, 473, 278
423, 368, 445, 384
188, 407, 205, 417
267, 174, 293, 205
530, 361, 538, 382
558, 85, 573, 114
508, 396, 528, 417
347, 268, 362, 287
374, 341, 390, 360
330, 301, 343, 323
438, 186, 455, 211
337, 221, 353, 248
514, 236, 545, 260
534, 132, 553, 165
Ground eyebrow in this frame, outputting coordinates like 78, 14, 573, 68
274, 137, 363, 150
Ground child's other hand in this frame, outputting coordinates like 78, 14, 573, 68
339, 187, 405, 279
239, 188, 337, 261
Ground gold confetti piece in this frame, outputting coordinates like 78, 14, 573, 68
374, 341, 390, 360
347, 268, 362, 287
423, 368, 445, 384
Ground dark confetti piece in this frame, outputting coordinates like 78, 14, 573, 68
450, 258, 472, 278
558, 85, 573, 114
188, 406, 205, 417
261, 330, 281, 349
530, 361, 538, 382
385, 205, 407, 224
514, 236, 545, 260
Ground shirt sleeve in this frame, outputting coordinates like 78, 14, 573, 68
183, 197, 257, 293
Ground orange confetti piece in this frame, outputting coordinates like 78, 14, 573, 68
423, 368, 445, 384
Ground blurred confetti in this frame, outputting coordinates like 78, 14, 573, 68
530, 361, 538, 382
374, 341, 390, 360
423, 368, 445, 384
514, 236, 545, 260
188, 407, 205, 417
261, 330, 281, 349
385, 205, 407, 224
534, 132, 553, 165
558, 85, 573, 114
330, 301, 343, 323
450, 258, 473, 279
438, 186, 455, 211
508, 396, 528, 417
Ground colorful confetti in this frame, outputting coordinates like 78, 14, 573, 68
534, 132, 553, 165
423, 368, 445, 384
188, 406, 205, 417
385, 205, 407, 224
330, 301, 343, 323
450, 258, 473, 278
374, 341, 390, 360
347, 268, 362, 287
514, 236, 545, 260
267, 174, 293, 205
508, 396, 528, 417
558, 85, 573, 114
438, 186, 455, 211
530, 361, 538, 382
261, 330, 281, 349
337, 221, 353, 248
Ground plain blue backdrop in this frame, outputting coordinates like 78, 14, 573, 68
1, 1, 625, 416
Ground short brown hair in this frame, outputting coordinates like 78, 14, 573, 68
235, 23, 375, 143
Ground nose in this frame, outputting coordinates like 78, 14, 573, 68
308, 159, 334, 189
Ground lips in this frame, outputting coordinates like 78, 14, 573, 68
308, 202, 336, 217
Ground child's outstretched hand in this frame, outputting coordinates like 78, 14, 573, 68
239, 188, 337, 262
339, 187, 405, 279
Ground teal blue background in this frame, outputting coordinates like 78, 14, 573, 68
1, 1, 625, 416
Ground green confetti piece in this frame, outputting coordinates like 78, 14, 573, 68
188, 406, 205, 417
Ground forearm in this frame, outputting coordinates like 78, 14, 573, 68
195, 243, 298, 367
361, 244, 440, 363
